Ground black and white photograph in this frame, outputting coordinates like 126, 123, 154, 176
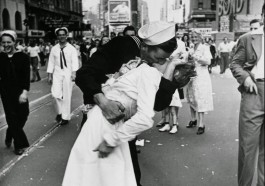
0, 0, 264, 186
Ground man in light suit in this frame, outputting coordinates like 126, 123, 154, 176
230, 4, 264, 186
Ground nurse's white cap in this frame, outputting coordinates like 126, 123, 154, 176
138, 21, 175, 46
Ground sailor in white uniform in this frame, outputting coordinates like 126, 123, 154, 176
47, 27, 79, 125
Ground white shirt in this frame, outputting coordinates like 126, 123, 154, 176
171, 38, 187, 59
16, 45, 25, 52
47, 43, 79, 76
218, 42, 231, 53
103, 63, 162, 146
44, 45, 50, 55
251, 26, 264, 79
27, 46, 40, 57
192, 43, 212, 66
89, 47, 97, 57
228, 41, 237, 51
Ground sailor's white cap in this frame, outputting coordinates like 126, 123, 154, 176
138, 21, 175, 46
0, 30, 17, 41
55, 27, 69, 35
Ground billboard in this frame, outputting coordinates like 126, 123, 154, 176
109, 0, 131, 23
42, 20, 80, 31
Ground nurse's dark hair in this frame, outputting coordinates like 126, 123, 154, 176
0, 33, 15, 41
153, 37, 177, 54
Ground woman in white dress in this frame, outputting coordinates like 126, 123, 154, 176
62, 22, 182, 186
186, 31, 214, 135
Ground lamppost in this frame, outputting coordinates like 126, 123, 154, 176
229, 0, 234, 32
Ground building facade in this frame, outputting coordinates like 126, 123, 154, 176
137, 0, 149, 28
185, 0, 216, 34
0, 0, 27, 40
1, 0, 83, 42
96, 0, 149, 36
160, 0, 184, 24
27, 0, 83, 40
217, 0, 263, 34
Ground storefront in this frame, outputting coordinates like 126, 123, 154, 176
218, 0, 263, 33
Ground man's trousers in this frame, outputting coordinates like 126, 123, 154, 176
52, 74, 73, 120
238, 81, 264, 186
220, 52, 229, 74
2, 95, 29, 149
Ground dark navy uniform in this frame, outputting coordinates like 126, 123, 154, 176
0, 52, 30, 150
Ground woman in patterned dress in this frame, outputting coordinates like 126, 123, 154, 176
186, 31, 214, 135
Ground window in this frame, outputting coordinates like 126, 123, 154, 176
79, 2, 82, 13
72, 0, 75, 11
75, 1, 78, 12
15, 11, 22, 30
211, 0, 216, 10
56, 0, 60, 8
2, 9, 10, 29
198, 0, 203, 10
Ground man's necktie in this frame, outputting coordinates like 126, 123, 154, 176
60, 47, 67, 69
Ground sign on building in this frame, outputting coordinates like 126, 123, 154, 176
218, 0, 245, 16
108, 0, 131, 23
28, 30, 45, 37
220, 16, 230, 32
43, 20, 80, 31
191, 28, 213, 36
109, 24, 129, 33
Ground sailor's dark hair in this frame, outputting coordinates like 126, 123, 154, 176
123, 25, 136, 36
250, 19, 260, 25
0, 33, 15, 41
147, 37, 176, 54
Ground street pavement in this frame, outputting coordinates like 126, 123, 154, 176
0, 67, 258, 186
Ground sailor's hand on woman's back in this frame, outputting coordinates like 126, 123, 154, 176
94, 93, 125, 124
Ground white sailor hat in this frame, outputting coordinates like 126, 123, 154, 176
55, 27, 69, 36
0, 30, 17, 41
138, 21, 175, 46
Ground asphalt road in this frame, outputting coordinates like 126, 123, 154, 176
0, 67, 257, 186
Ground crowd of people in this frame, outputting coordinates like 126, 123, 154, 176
0, 3, 264, 186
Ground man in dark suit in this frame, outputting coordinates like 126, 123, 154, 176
230, 4, 264, 186
76, 22, 179, 186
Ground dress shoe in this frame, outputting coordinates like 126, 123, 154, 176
169, 125, 178, 134
14, 148, 25, 155
55, 114, 62, 123
159, 124, 171, 132
60, 119, 69, 125
5, 139, 12, 148
36, 78, 41, 82
30, 80, 35, 83
186, 120, 197, 128
156, 121, 169, 128
197, 126, 205, 135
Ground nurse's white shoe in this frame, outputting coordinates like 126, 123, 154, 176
159, 124, 170, 132
169, 125, 178, 134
